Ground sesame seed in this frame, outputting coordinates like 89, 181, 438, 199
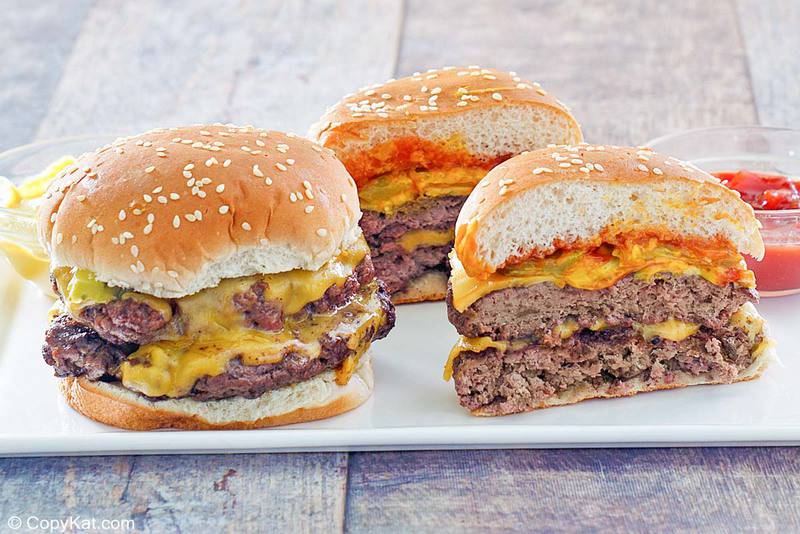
305, 205, 314, 214
636, 163, 649, 172
594, 163, 605, 172
456, 101, 468, 107
252, 165, 264, 178
56, 233, 63, 244
145, 166, 155, 173
50, 213, 57, 223
173, 216, 180, 228
241, 222, 252, 231
143, 194, 153, 203
499, 186, 509, 196
157, 196, 167, 204
492, 92, 503, 101
143, 225, 153, 235
558, 162, 571, 168
131, 245, 139, 257
219, 205, 230, 214
286, 158, 295, 165
183, 171, 192, 178
316, 228, 328, 237
118, 210, 126, 221
653, 167, 664, 175
223, 159, 231, 167
276, 163, 287, 171
205, 157, 218, 167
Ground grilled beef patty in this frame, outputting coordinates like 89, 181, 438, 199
452, 324, 761, 416
447, 274, 757, 343
360, 195, 465, 294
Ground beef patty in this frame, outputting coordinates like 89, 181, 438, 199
360, 195, 465, 294
447, 274, 757, 343
43, 282, 395, 401
452, 324, 761, 416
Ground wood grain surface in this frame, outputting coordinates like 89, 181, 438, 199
1, 0, 799, 532
0, 454, 348, 532
347, 448, 800, 532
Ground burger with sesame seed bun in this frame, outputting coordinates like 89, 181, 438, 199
444, 144, 774, 416
38, 124, 395, 430
310, 66, 582, 303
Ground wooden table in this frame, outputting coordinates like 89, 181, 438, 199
2, 1, 799, 531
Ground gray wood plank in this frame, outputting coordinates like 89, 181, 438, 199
735, 0, 800, 127
0, 453, 347, 533
0, 0, 95, 151
345, 448, 800, 533
395, 0, 757, 145
35, 0, 403, 139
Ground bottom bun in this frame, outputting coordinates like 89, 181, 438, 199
393, 271, 447, 304
471, 320, 775, 416
59, 354, 374, 430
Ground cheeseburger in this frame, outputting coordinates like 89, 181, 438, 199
310, 66, 582, 303
39, 125, 395, 430
445, 144, 773, 416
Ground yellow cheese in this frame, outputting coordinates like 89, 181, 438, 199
443, 336, 510, 381
122, 285, 387, 398
450, 239, 755, 312
399, 228, 455, 252
634, 318, 699, 342
358, 167, 487, 214
553, 320, 580, 340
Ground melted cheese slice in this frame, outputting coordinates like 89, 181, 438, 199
358, 167, 487, 213
399, 228, 455, 252
450, 238, 755, 312
121, 286, 386, 398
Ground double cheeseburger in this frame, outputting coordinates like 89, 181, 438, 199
445, 144, 774, 416
311, 66, 582, 303
38, 125, 395, 430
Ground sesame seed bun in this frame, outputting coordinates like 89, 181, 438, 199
309, 66, 582, 183
455, 144, 765, 277
58, 353, 374, 430
38, 125, 362, 298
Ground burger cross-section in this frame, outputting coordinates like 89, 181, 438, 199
444, 144, 773, 416
311, 66, 582, 303
38, 125, 395, 430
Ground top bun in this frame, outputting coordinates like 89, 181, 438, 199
309, 66, 582, 183
455, 143, 764, 277
38, 125, 362, 298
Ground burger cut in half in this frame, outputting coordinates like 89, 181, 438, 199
310, 66, 582, 303
445, 144, 774, 416
38, 125, 395, 430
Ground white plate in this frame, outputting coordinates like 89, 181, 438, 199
1, 138, 799, 457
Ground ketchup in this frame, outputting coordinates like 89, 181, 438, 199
713, 170, 800, 296
714, 170, 800, 210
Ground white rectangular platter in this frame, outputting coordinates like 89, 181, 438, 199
1, 261, 799, 457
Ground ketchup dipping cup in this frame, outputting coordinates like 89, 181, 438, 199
648, 126, 800, 297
